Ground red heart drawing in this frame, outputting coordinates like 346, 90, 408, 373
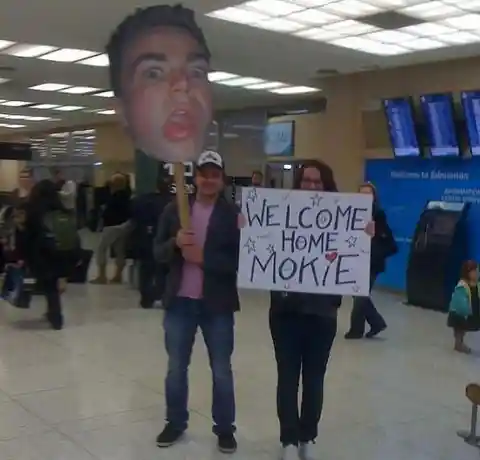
325, 252, 338, 263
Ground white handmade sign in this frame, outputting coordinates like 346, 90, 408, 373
238, 187, 373, 296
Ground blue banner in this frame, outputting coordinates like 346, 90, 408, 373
365, 158, 480, 290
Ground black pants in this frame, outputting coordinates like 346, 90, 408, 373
138, 258, 165, 307
269, 310, 337, 446
42, 278, 63, 328
348, 271, 386, 335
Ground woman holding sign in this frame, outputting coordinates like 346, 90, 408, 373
269, 160, 375, 460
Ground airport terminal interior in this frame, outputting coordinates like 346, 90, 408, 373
1, 0, 480, 459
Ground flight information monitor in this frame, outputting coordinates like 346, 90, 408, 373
383, 98, 421, 157
420, 93, 460, 157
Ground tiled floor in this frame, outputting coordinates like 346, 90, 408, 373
0, 281, 479, 459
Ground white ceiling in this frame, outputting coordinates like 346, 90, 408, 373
0, 0, 478, 136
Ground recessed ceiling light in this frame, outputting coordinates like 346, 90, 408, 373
30, 104, 60, 110
0, 123, 26, 128
208, 71, 238, 82
401, 23, 454, 36
288, 0, 335, 5
23, 115, 51, 121
5, 44, 58, 57
437, 31, 480, 44
217, 77, 265, 86
330, 36, 407, 54
1, 100, 31, 107
53, 105, 84, 111
30, 83, 71, 91
295, 28, 344, 41
94, 90, 114, 97
257, 18, 305, 32
0, 113, 50, 121
402, 37, 447, 50
0, 40, 15, 51
287, 10, 340, 25
97, 109, 116, 115
323, 19, 376, 35
442, 13, 480, 29
245, 81, 286, 89
401, 2, 461, 20
208, 6, 270, 24
61, 86, 102, 94
323, 0, 381, 17
269, 86, 320, 94
78, 53, 109, 67
40, 48, 99, 62
244, 0, 304, 16
365, 30, 416, 43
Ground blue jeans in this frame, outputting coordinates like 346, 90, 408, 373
163, 297, 235, 435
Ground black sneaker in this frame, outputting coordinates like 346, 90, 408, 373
156, 423, 184, 448
217, 433, 237, 454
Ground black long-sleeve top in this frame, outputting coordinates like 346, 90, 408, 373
14, 214, 69, 280
102, 189, 131, 227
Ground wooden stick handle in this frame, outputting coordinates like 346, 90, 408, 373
173, 162, 190, 229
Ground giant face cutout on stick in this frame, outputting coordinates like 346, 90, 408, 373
107, 5, 213, 163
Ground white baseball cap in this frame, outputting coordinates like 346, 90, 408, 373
196, 150, 224, 169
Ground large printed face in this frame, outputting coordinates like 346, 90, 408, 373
117, 26, 212, 162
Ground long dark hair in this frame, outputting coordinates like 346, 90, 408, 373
27, 179, 66, 219
293, 160, 338, 192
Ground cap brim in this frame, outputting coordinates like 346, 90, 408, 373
196, 162, 223, 169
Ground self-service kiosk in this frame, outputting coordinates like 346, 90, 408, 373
406, 201, 470, 312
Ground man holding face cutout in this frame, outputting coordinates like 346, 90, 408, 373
107, 5, 240, 454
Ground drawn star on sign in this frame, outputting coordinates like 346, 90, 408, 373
267, 244, 275, 254
345, 236, 358, 248
243, 237, 256, 254
247, 188, 258, 203
310, 193, 323, 208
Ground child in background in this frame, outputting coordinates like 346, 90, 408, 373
448, 260, 480, 354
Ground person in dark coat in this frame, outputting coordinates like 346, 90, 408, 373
130, 176, 172, 308
345, 182, 397, 340
16, 180, 76, 329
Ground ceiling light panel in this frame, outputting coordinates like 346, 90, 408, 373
206, 0, 480, 55
269, 86, 320, 94
96, 109, 116, 115
30, 83, 71, 91
30, 104, 60, 110
40, 48, 99, 62
78, 53, 109, 66
0, 40, 15, 51
61, 86, 101, 94
0, 100, 31, 107
53, 105, 84, 111
94, 91, 114, 98
5, 44, 57, 57
217, 77, 265, 86
0, 113, 50, 121
0, 123, 26, 129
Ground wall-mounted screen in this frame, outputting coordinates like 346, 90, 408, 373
420, 93, 460, 157
461, 90, 480, 156
383, 98, 421, 157
263, 121, 295, 156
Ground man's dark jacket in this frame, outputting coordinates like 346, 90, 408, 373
154, 197, 240, 313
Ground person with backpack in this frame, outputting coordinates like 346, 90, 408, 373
15, 180, 80, 330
